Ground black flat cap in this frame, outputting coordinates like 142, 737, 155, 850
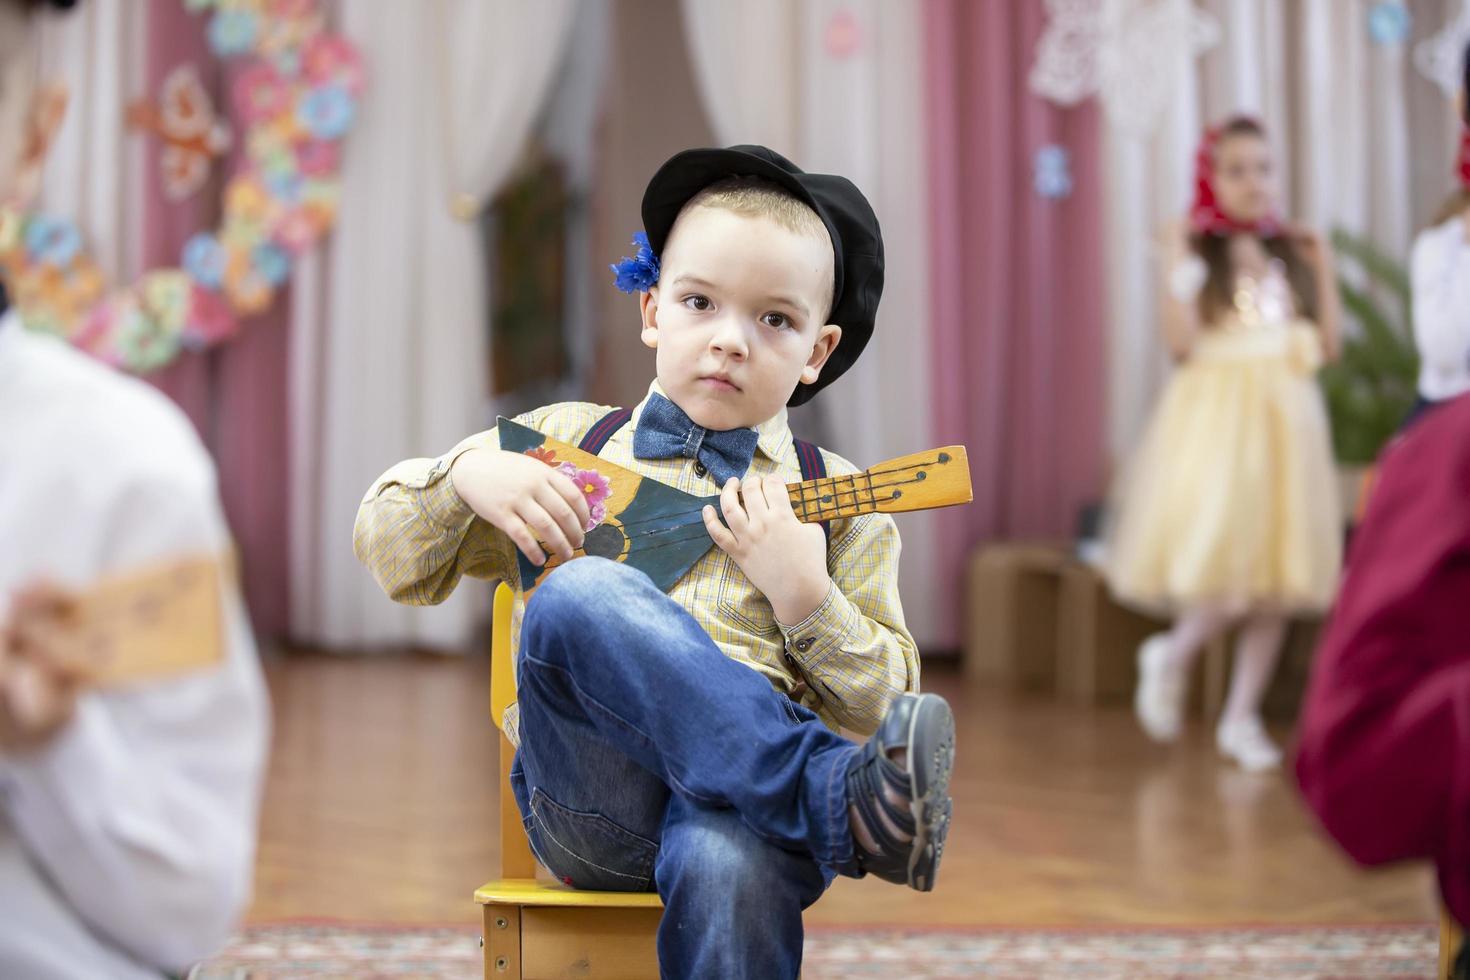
641, 145, 883, 407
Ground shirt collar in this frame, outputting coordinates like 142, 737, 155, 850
632, 380, 792, 463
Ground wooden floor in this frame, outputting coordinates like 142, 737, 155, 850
249, 653, 1434, 928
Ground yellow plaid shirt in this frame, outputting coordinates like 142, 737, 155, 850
353, 382, 919, 744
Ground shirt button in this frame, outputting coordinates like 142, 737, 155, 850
794, 638, 814, 653
693, 461, 708, 477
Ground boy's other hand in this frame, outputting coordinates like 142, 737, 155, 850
703, 476, 831, 625
450, 449, 590, 566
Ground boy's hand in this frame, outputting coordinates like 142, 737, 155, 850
0, 583, 85, 753
451, 448, 591, 566
703, 476, 831, 625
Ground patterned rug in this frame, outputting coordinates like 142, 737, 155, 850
194, 921, 1438, 979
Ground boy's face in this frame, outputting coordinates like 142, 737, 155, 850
639, 206, 841, 431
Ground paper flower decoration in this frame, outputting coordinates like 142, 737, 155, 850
1034, 144, 1074, 200
2, 0, 364, 373
1368, 2, 1411, 46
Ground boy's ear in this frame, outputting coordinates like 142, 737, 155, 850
800, 324, 842, 385
640, 288, 659, 350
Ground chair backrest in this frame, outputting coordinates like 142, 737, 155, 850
492, 582, 537, 879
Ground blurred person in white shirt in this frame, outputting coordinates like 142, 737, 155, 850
0, 2, 270, 976
1406, 41, 1470, 424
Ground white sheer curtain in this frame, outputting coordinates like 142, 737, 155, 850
680, 0, 940, 647
1102, 0, 1463, 455
34, 1, 146, 282
289, 0, 575, 650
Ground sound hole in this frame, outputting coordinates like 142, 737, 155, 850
583, 523, 627, 560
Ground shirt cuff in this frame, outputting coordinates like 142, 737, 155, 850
417, 448, 480, 529
776, 581, 861, 672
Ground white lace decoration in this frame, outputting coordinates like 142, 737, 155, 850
1414, 0, 1470, 100
1029, 0, 1220, 135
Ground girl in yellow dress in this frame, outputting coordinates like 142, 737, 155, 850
1107, 116, 1343, 772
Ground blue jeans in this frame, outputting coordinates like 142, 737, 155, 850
509, 558, 859, 979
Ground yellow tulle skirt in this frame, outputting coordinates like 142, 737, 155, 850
1105, 320, 1342, 615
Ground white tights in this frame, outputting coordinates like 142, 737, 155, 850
1163, 606, 1289, 727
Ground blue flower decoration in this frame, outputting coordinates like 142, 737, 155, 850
251, 242, 291, 287
610, 232, 660, 294
265, 171, 304, 204
298, 85, 356, 141
24, 215, 82, 267
207, 10, 259, 57
274, 49, 303, 79
182, 232, 226, 288
1368, 2, 1411, 46
1034, 144, 1073, 200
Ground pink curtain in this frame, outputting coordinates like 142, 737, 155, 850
924, 0, 1107, 646
143, 3, 291, 640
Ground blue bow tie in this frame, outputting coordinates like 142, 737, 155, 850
632, 392, 760, 487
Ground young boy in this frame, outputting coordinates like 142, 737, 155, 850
355, 145, 955, 978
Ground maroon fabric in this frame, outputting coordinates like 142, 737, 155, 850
1295, 395, 1470, 924
142, 5, 290, 639
923, 0, 1108, 646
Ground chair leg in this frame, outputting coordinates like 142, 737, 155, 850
484, 904, 522, 980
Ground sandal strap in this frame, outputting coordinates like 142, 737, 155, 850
846, 742, 916, 860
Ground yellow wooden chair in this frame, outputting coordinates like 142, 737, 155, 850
1441, 905, 1463, 980
477, 582, 663, 980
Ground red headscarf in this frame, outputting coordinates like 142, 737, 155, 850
1190, 116, 1282, 237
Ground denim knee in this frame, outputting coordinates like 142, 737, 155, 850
658, 809, 810, 925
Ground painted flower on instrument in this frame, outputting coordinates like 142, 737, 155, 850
526, 447, 559, 465
557, 462, 613, 530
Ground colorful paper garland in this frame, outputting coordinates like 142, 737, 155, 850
0, 0, 364, 373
